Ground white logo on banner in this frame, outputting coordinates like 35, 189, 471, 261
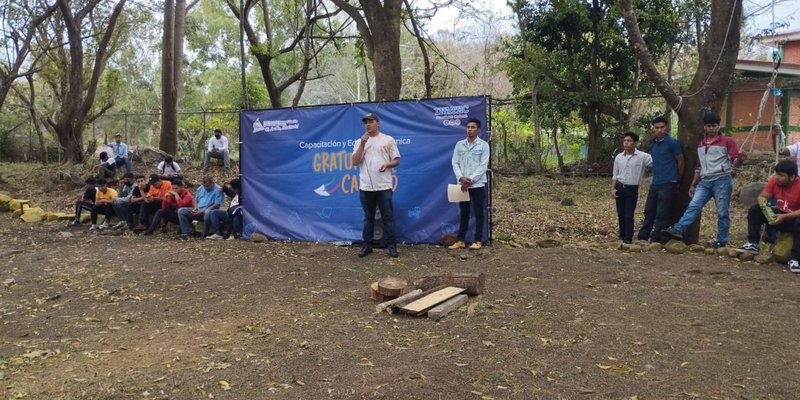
252, 118, 300, 133
433, 105, 469, 127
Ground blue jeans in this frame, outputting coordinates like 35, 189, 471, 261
177, 207, 207, 235
204, 149, 230, 169
204, 209, 228, 236
674, 175, 732, 244
115, 156, 132, 173
637, 182, 678, 242
360, 189, 396, 249
458, 186, 486, 243
204, 210, 242, 238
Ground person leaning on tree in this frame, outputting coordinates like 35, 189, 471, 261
637, 116, 684, 243
611, 132, 652, 244
737, 159, 800, 273
662, 112, 742, 248
449, 117, 490, 250
351, 112, 401, 258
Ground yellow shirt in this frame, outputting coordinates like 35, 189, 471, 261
95, 188, 118, 202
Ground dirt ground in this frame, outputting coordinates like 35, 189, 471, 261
2, 163, 800, 399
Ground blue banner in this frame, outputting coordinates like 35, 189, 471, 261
240, 96, 489, 244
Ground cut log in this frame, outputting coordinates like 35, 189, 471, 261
374, 289, 423, 314
428, 294, 469, 321
415, 272, 485, 296
377, 276, 408, 297
370, 282, 391, 302
401, 287, 465, 314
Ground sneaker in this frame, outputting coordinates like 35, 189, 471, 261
112, 221, 127, 230
206, 233, 224, 240
736, 242, 760, 255
132, 224, 147, 232
89, 224, 98, 231
68, 219, 81, 227
448, 241, 466, 250
99, 221, 109, 229
469, 242, 482, 250
713, 241, 727, 249
387, 247, 399, 258
789, 260, 800, 273
661, 226, 683, 240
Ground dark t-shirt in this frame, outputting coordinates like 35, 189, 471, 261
131, 185, 150, 199
83, 187, 97, 203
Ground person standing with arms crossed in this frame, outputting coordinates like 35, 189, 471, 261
637, 116, 685, 243
351, 112, 401, 258
449, 117, 490, 250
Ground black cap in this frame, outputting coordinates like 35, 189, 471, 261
173, 179, 184, 187
362, 112, 380, 122
148, 174, 161, 184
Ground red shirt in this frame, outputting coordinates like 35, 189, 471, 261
162, 188, 194, 210
765, 176, 800, 212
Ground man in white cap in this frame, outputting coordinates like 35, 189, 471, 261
351, 112, 401, 258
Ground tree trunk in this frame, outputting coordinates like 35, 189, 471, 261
331, 0, 403, 101
553, 126, 564, 172
532, 79, 542, 172
501, 122, 508, 167
586, 106, 600, 166
404, 0, 432, 98
229, 0, 341, 108
160, 0, 186, 156
49, 0, 128, 164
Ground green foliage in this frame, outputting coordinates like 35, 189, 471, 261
502, 0, 682, 165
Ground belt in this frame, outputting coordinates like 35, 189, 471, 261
616, 181, 638, 189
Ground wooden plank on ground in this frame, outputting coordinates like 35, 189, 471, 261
384, 285, 447, 314
374, 289, 423, 314
428, 294, 469, 321
401, 287, 465, 314
415, 272, 485, 296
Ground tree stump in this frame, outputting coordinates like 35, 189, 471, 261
377, 277, 408, 297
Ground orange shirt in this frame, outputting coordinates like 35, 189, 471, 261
146, 180, 173, 199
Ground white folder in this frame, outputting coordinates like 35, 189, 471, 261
447, 184, 470, 203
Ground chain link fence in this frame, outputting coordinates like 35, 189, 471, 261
89, 110, 241, 166
0, 109, 242, 165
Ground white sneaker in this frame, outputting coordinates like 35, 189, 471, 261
789, 260, 800, 273
99, 221, 109, 229
112, 221, 127, 230
89, 224, 98, 231
206, 233, 224, 240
